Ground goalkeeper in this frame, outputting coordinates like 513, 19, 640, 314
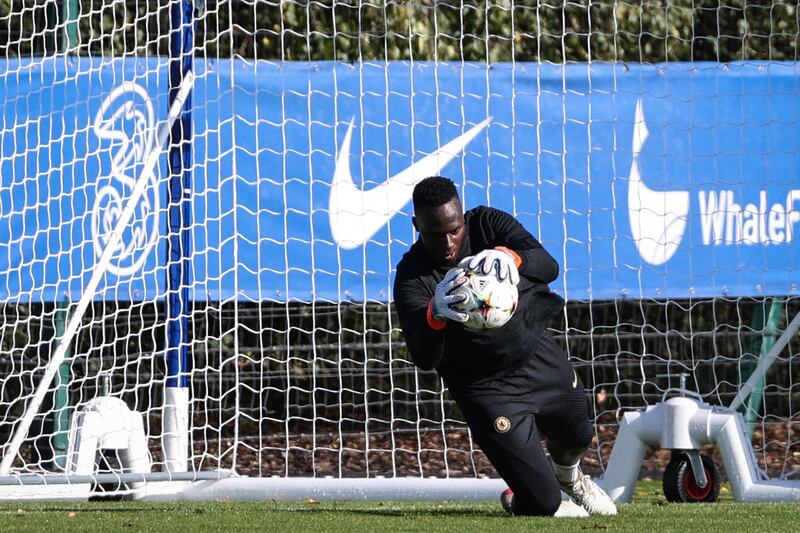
393, 176, 616, 517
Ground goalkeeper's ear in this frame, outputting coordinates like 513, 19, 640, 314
494, 246, 523, 268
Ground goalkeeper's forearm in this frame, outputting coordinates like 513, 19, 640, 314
394, 273, 452, 370
515, 247, 559, 284
400, 309, 447, 371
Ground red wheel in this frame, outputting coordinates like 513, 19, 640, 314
663, 452, 720, 503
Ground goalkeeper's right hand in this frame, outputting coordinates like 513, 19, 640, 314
431, 267, 469, 323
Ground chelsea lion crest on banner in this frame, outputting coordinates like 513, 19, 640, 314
91, 82, 160, 277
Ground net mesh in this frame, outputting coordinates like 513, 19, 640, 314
0, 0, 798, 483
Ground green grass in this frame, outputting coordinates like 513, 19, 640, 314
1, 481, 797, 532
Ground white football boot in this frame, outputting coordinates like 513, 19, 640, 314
560, 474, 617, 516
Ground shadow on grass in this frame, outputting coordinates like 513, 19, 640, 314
283, 506, 505, 518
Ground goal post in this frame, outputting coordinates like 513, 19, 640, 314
163, 0, 195, 474
0, 0, 799, 502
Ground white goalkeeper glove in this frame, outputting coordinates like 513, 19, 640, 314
431, 267, 469, 323
467, 248, 520, 285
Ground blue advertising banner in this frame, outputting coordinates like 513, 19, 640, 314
1, 58, 799, 302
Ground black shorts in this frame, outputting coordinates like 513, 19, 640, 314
447, 333, 593, 516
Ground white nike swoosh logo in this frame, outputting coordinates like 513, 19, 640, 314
329, 118, 492, 249
628, 99, 690, 265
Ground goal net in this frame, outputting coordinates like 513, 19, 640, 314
0, 0, 798, 498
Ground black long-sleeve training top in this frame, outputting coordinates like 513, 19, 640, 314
393, 206, 565, 386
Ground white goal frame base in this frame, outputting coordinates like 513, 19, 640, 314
600, 394, 800, 503
0, 477, 507, 502
0, 477, 588, 516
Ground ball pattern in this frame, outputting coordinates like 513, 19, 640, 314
449, 265, 518, 330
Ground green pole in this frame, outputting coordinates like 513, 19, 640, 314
52, 0, 78, 471
51, 299, 72, 471
741, 298, 784, 437
739, 302, 763, 413
61, 0, 80, 52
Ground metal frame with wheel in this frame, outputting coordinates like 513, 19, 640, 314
598, 311, 800, 504
598, 392, 800, 503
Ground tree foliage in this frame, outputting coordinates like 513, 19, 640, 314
1, 1, 798, 62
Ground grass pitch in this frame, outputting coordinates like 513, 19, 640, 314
1, 481, 797, 532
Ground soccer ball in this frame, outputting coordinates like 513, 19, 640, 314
449, 264, 518, 330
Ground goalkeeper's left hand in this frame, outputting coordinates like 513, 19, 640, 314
467, 248, 520, 285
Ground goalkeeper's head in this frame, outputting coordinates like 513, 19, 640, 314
412, 176, 465, 267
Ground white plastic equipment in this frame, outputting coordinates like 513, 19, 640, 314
599, 311, 800, 503
66, 395, 151, 496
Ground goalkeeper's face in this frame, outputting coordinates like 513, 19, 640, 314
413, 197, 466, 267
